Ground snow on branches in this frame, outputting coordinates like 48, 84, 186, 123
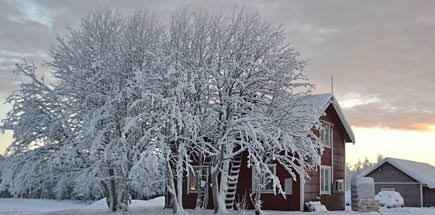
1, 8, 323, 215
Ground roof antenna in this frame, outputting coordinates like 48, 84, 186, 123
330, 75, 334, 95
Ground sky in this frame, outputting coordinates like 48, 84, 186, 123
0, 0, 434, 166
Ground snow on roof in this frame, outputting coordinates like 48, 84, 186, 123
359, 157, 435, 189
295, 93, 355, 143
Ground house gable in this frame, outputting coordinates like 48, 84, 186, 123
360, 158, 435, 188
366, 163, 418, 183
297, 93, 355, 144
325, 96, 355, 143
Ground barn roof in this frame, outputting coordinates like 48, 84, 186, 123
359, 157, 435, 189
296, 93, 355, 143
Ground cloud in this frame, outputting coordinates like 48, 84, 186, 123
7, 0, 54, 28
0, 0, 434, 133
285, 21, 340, 44
339, 92, 379, 109
286, 21, 339, 36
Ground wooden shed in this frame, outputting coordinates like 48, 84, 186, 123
359, 157, 435, 207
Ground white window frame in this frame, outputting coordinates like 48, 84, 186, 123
320, 165, 332, 195
187, 165, 209, 194
320, 121, 333, 148
252, 164, 277, 193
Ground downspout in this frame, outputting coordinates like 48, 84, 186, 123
331, 124, 334, 186
300, 174, 305, 211
299, 157, 305, 212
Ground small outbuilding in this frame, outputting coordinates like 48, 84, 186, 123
359, 157, 435, 207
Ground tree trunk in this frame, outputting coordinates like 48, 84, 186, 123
166, 160, 184, 214
253, 176, 262, 215
210, 162, 220, 214
108, 167, 118, 212
218, 158, 230, 212
102, 165, 129, 212
254, 192, 262, 215
176, 153, 184, 209
211, 145, 225, 214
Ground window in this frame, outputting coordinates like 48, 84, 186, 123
321, 121, 333, 148
284, 178, 293, 195
334, 179, 344, 192
252, 164, 277, 193
320, 166, 331, 195
187, 166, 209, 193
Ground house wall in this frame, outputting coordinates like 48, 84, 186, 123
181, 166, 214, 209
367, 163, 422, 207
423, 187, 435, 207
181, 153, 303, 211
304, 168, 320, 203
304, 105, 346, 210
180, 104, 349, 211
236, 151, 301, 211
317, 105, 346, 211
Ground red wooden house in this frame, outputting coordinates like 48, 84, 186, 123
179, 93, 355, 211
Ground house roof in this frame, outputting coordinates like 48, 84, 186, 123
359, 157, 435, 189
296, 93, 355, 143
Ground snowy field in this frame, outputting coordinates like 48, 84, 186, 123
0, 197, 434, 215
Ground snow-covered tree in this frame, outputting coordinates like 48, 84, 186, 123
1, 8, 323, 215
48, 9, 167, 212
0, 61, 79, 199
167, 10, 323, 214
1, 9, 166, 211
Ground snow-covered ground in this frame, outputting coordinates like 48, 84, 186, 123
0, 197, 434, 215
0, 198, 84, 215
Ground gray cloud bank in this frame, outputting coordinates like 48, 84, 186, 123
1, 0, 435, 130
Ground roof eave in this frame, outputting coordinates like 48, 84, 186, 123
359, 158, 435, 188
324, 95, 355, 143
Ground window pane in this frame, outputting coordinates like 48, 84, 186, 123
323, 169, 327, 191
260, 165, 276, 192
323, 168, 326, 191
189, 182, 197, 191
189, 169, 198, 192
284, 178, 292, 195
189, 166, 208, 192
320, 169, 323, 191
320, 167, 331, 194
320, 123, 333, 147
264, 179, 273, 190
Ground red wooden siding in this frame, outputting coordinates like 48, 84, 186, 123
318, 105, 346, 210
235, 151, 301, 211
180, 103, 348, 211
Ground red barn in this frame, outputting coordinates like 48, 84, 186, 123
178, 93, 355, 211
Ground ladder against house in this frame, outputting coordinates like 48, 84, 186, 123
225, 154, 242, 209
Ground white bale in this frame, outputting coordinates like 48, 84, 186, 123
350, 177, 378, 212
